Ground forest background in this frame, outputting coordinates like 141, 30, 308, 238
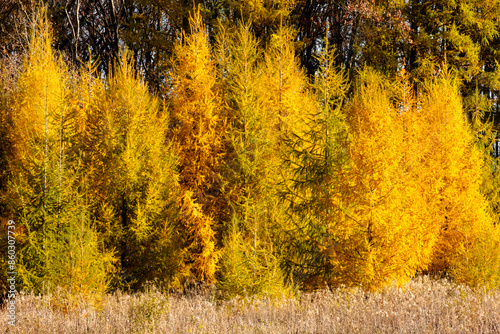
1, 0, 500, 302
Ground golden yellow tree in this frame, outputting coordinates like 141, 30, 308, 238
333, 69, 425, 289
394, 70, 442, 273
254, 20, 323, 289
416, 68, 500, 287
285, 67, 439, 291
260, 23, 308, 136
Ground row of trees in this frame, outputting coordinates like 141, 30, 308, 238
1, 8, 500, 300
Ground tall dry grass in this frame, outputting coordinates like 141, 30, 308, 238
1, 276, 499, 333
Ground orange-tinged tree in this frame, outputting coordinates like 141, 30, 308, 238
282, 64, 443, 291
395, 70, 442, 273
170, 9, 224, 283
322, 69, 435, 290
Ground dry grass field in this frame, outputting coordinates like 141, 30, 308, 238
1, 276, 499, 333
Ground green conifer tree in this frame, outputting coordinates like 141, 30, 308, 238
280, 39, 351, 289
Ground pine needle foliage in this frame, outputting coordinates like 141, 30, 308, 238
261, 23, 308, 135
332, 69, 423, 290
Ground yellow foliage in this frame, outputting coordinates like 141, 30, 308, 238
171, 8, 225, 283
340, 69, 432, 290
94, 50, 183, 289
416, 68, 500, 287
217, 21, 290, 297
10, 10, 113, 297
261, 25, 308, 135
12, 11, 66, 167
172, 8, 224, 199
180, 191, 219, 283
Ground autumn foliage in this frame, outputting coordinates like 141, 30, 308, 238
1, 7, 500, 301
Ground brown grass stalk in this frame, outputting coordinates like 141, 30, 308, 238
1, 276, 499, 333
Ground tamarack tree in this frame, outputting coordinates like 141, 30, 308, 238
415, 68, 500, 287
340, 69, 439, 290
216, 21, 289, 297
170, 9, 225, 284
91, 51, 184, 290
280, 39, 352, 289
